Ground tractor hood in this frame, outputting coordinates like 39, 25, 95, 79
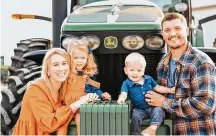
62, 0, 163, 31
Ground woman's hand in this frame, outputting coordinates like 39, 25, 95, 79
101, 92, 111, 100
69, 93, 98, 113
81, 93, 99, 103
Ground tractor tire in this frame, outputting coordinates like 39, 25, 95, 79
9, 38, 51, 75
1, 38, 50, 135
1, 65, 42, 135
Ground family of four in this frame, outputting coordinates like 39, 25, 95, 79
12, 13, 216, 135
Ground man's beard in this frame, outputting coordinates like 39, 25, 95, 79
168, 41, 186, 49
169, 44, 183, 49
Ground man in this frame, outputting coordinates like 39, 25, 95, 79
145, 13, 216, 135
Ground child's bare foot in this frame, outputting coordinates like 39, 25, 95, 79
141, 126, 156, 136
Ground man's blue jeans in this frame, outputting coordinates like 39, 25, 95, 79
131, 107, 165, 135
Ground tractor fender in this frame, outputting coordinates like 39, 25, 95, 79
23, 50, 48, 64
196, 47, 216, 65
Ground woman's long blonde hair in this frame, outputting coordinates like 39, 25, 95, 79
67, 40, 98, 77
41, 48, 71, 101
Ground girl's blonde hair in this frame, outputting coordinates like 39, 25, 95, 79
41, 48, 71, 100
67, 40, 98, 77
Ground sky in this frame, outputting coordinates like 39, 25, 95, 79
1, 0, 52, 65
191, 0, 216, 7
1, 0, 216, 65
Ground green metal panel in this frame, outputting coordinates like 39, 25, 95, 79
110, 104, 116, 135
122, 102, 130, 135
67, 121, 77, 135
92, 104, 98, 135
86, 104, 92, 134
71, 91, 171, 136
79, 0, 104, 5
104, 103, 110, 135
164, 119, 172, 135
79, 101, 130, 135
63, 23, 161, 31
98, 102, 104, 134
195, 28, 204, 47
80, 104, 86, 135
116, 104, 122, 135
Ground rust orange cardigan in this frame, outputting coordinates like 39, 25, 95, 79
12, 78, 74, 135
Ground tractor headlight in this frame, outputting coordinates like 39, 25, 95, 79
81, 35, 100, 50
62, 36, 79, 50
145, 35, 164, 50
122, 35, 144, 50
175, 3, 188, 12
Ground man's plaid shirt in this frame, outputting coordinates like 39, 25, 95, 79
157, 45, 216, 135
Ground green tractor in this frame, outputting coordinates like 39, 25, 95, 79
1, 0, 216, 135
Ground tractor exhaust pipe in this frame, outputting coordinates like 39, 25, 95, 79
52, 0, 67, 47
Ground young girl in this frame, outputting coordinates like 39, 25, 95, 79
64, 40, 111, 135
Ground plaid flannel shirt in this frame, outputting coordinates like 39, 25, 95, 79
157, 44, 216, 135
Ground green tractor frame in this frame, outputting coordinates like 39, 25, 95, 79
1, 0, 216, 135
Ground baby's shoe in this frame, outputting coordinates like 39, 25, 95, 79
141, 127, 156, 136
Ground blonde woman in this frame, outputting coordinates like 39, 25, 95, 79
12, 48, 98, 135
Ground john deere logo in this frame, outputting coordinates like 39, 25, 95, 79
104, 36, 118, 49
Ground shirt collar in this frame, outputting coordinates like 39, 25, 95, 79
126, 75, 149, 87
163, 42, 193, 66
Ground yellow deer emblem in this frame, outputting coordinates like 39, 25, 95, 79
104, 36, 118, 49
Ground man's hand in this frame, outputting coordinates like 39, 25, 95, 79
145, 91, 166, 107
101, 92, 111, 100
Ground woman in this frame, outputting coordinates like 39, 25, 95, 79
12, 48, 98, 135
